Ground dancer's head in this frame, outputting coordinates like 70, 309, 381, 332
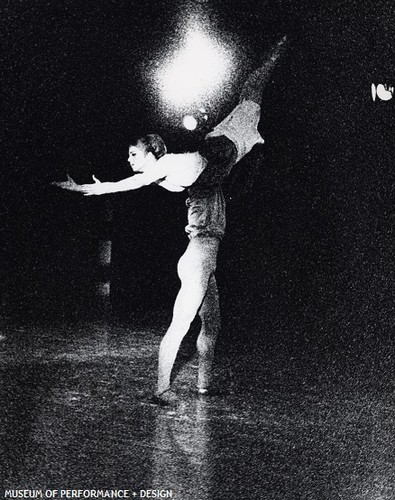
128, 134, 167, 172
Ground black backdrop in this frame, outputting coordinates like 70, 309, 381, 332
1, 0, 394, 353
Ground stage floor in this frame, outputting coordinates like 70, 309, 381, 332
1, 320, 395, 499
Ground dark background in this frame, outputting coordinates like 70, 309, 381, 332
1, 0, 394, 355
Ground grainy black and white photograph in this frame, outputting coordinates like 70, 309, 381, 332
1, 0, 394, 498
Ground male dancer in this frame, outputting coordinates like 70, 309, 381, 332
54, 36, 287, 405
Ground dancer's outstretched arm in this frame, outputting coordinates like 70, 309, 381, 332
53, 163, 169, 196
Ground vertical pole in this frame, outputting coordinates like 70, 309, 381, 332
96, 199, 113, 319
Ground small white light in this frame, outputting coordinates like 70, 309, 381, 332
183, 115, 198, 130
376, 83, 393, 101
371, 83, 377, 102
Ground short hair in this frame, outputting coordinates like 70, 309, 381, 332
132, 134, 167, 159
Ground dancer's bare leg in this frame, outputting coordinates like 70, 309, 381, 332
202, 35, 288, 188
197, 274, 220, 392
239, 35, 287, 104
156, 237, 219, 396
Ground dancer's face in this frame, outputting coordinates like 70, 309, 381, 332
128, 144, 148, 172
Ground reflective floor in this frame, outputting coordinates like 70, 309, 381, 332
1, 319, 395, 499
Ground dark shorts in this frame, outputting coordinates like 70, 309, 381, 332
194, 135, 238, 190
185, 135, 237, 240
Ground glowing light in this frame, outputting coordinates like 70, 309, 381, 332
157, 26, 232, 108
371, 83, 377, 102
372, 83, 394, 101
377, 83, 393, 101
183, 115, 198, 130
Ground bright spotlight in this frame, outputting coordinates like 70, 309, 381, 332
157, 25, 233, 108
183, 115, 198, 130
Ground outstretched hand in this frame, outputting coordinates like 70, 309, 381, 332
52, 175, 107, 195
52, 174, 82, 192
79, 175, 107, 196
